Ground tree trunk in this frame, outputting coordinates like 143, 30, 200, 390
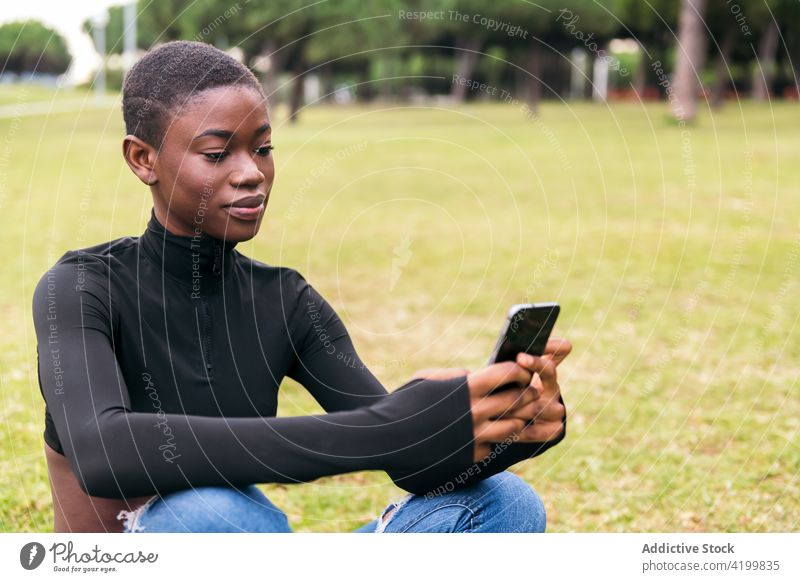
525, 42, 543, 113
258, 39, 282, 105
288, 59, 305, 125
450, 37, 482, 103
752, 19, 780, 101
710, 27, 736, 108
671, 0, 708, 123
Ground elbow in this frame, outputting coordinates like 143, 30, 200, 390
68, 417, 137, 499
69, 436, 127, 498
75, 460, 123, 499
76, 456, 157, 499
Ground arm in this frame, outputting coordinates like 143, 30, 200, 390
404, 356, 568, 491
281, 274, 480, 495
282, 271, 567, 494
454, 349, 568, 487
32, 262, 474, 499
451, 394, 566, 489
284, 272, 388, 412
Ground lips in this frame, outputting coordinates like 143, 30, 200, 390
225, 194, 266, 208
223, 193, 267, 221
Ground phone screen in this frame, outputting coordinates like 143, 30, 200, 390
489, 303, 560, 364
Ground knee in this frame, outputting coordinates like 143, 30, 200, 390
140, 485, 292, 533
193, 485, 291, 532
471, 472, 547, 533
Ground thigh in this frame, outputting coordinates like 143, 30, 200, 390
353, 519, 380, 533
377, 472, 547, 533
120, 485, 293, 533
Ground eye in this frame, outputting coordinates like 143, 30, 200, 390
203, 151, 229, 162
255, 145, 274, 157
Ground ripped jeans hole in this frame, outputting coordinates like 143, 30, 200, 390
116, 495, 159, 533
375, 493, 413, 534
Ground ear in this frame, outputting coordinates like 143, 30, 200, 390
122, 135, 158, 186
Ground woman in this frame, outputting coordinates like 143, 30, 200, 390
33, 40, 569, 533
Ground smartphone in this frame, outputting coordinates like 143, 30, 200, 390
487, 303, 560, 365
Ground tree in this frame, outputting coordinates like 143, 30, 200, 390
407, 0, 537, 104
671, 0, 707, 122
704, 0, 740, 107
752, 16, 781, 101
521, 0, 624, 106
775, 0, 800, 97
0, 20, 71, 76
82, 0, 230, 53
496, 0, 572, 110
83, 0, 413, 121
618, 0, 679, 97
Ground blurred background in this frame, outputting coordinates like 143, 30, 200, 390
3, 0, 800, 117
1, 0, 798, 532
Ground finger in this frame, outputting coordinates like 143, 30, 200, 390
475, 418, 526, 443
527, 397, 565, 423
502, 385, 543, 413
468, 362, 533, 398
494, 396, 545, 420
515, 353, 556, 383
493, 400, 539, 422
472, 387, 537, 422
543, 338, 572, 364
494, 396, 565, 424
515, 420, 565, 443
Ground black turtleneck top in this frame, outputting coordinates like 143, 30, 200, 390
32, 209, 564, 499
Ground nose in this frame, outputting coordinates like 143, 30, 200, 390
229, 154, 266, 190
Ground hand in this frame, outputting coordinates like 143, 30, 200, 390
466, 361, 541, 462
497, 338, 571, 440
410, 367, 470, 382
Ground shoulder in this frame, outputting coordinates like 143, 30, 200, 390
32, 237, 136, 305
233, 255, 330, 324
42, 236, 137, 276
234, 251, 311, 291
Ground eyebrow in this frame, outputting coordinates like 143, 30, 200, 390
192, 122, 271, 141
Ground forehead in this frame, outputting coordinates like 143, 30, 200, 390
170, 85, 269, 136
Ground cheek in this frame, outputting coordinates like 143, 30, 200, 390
174, 161, 225, 201
262, 156, 276, 179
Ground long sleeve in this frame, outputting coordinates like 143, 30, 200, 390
386, 392, 566, 495
282, 272, 566, 495
32, 263, 475, 499
447, 395, 567, 490
281, 275, 480, 495
284, 273, 388, 411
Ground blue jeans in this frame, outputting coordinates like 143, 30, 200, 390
118, 472, 547, 533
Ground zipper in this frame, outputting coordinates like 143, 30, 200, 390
201, 299, 213, 375
212, 240, 222, 276
202, 240, 222, 376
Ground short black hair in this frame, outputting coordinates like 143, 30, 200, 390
122, 40, 264, 150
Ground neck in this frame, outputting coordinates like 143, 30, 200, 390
139, 207, 238, 291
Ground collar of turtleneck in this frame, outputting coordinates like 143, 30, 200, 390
139, 207, 239, 288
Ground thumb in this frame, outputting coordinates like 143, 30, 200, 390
468, 361, 532, 397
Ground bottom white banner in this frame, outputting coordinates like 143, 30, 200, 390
2, 533, 797, 581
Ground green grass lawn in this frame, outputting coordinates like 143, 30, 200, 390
1, 84, 798, 532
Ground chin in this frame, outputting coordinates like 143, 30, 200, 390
214, 217, 263, 242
